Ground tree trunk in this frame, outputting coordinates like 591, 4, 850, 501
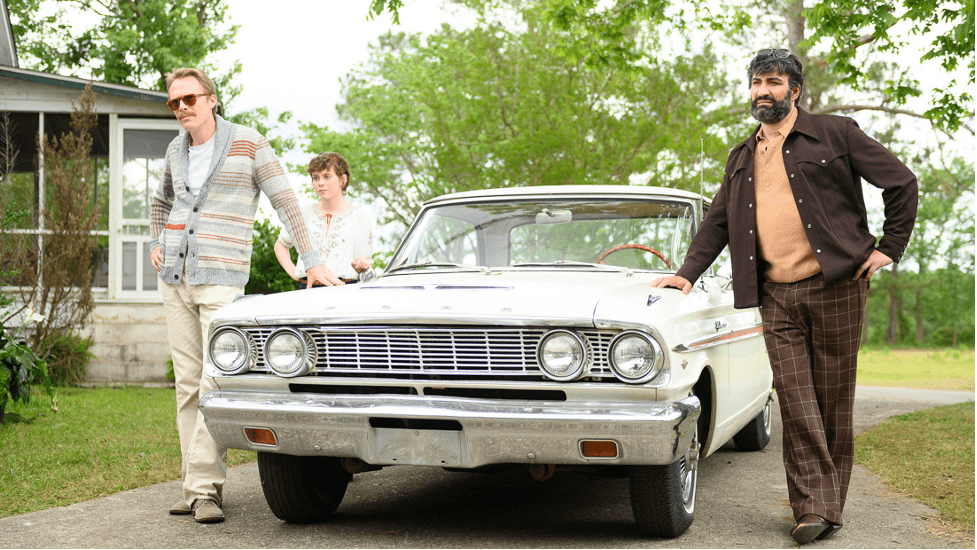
784, 0, 809, 111
914, 288, 924, 345
886, 263, 900, 345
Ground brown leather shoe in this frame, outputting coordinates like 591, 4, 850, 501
191, 498, 225, 523
168, 500, 191, 515
816, 522, 843, 540
791, 514, 829, 544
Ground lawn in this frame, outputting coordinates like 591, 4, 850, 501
0, 386, 254, 517
857, 348, 975, 391
856, 402, 975, 534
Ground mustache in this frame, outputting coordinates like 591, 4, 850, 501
751, 95, 777, 107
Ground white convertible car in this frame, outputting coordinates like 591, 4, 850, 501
199, 185, 773, 538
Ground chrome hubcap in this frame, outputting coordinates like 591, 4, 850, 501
762, 399, 772, 435
680, 425, 699, 509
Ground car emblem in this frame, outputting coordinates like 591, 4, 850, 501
647, 294, 661, 306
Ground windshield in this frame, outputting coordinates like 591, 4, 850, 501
388, 198, 696, 272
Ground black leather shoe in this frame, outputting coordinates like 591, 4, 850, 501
791, 514, 830, 544
816, 522, 842, 540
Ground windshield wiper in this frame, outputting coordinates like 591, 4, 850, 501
385, 262, 490, 274
510, 261, 629, 271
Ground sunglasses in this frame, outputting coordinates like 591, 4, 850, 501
757, 48, 793, 59
166, 93, 210, 111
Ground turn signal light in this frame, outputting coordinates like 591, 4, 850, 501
244, 427, 278, 446
580, 440, 618, 458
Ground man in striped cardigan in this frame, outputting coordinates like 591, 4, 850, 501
149, 68, 338, 524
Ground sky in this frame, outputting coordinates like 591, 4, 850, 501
206, 0, 477, 219
211, 1, 472, 175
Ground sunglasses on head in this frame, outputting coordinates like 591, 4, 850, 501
166, 93, 209, 111
757, 48, 792, 59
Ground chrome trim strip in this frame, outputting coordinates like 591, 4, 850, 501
239, 325, 618, 380
672, 325, 764, 353
247, 314, 598, 327
200, 391, 701, 467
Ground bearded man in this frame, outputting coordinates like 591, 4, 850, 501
651, 49, 917, 544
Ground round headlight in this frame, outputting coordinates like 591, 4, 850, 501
265, 329, 312, 377
610, 331, 664, 384
209, 328, 252, 375
537, 330, 588, 381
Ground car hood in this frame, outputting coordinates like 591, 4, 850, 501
217, 270, 689, 328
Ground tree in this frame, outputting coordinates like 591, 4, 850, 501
899, 156, 974, 343
12, 85, 103, 379
7, 0, 240, 95
303, 3, 744, 230
368, 0, 974, 133
805, 0, 975, 133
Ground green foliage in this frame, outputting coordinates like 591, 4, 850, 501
860, 155, 976, 347
245, 216, 299, 295
7, 0, 240, 95
368, 0, 406, 23
368, 0, 973, 133
804, 0, 975, 133
42, 330, 95, 387
865, 268, 976, 348
227, 108, 295, 157
0, 324, 54, 425
306, 4, 742, 231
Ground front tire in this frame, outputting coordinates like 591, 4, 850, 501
629, 418, 699, 538
257, 452, 351, 523
732, 397, 772, 451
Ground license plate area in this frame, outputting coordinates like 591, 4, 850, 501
373, 426, 465, 467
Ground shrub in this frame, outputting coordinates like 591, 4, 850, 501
0, 323, 54, 424
245, 216, 299, 295
166, 355, 175, 383
43, 330, 95, 386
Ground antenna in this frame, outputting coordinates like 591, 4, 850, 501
699, 137, 704, 223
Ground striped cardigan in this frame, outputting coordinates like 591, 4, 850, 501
149, 115, 321, 288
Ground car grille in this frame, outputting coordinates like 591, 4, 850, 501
241, 326, 617, 380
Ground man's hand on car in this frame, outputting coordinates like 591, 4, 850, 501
649, 275, 692, 294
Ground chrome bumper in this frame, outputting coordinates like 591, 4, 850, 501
199, 391, 700, 468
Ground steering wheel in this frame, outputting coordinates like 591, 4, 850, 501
596, 244, 673, 269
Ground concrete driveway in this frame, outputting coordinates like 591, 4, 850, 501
0, 386, 972, 549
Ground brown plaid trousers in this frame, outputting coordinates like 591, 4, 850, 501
761, 274, 868, 526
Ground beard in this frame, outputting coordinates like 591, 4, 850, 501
750, 92, 794, 124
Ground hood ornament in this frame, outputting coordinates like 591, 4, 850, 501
647, 294, 661, 306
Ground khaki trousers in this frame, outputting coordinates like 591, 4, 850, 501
761, 275, 868, 526
161, 272, 242, 507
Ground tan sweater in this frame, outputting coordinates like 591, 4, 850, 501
754, 108, 821, 282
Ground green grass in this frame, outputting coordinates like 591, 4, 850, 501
857, 348, 975, 391
0, 386, 254, 517
856, 402, 975, 534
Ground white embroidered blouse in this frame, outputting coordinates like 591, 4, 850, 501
277, 200, 375, 280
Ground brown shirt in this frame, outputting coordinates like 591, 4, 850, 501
677, 108, 918, 308
753, 108, 821, 282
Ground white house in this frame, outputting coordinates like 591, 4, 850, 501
1, 1, 180, 384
